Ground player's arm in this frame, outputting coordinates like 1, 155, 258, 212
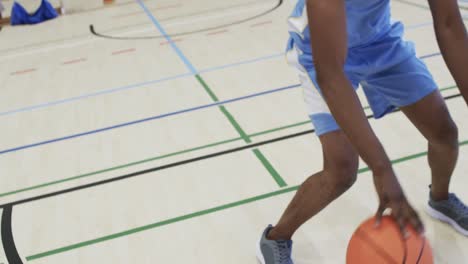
306, 0, 391, 176
428, 0, 468, 105
306, 0, 423, 233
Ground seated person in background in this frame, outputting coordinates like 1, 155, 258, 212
0, 0, 4, 30
11, 0, 58, 25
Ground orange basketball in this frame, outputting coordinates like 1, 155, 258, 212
346, 216, 433, 264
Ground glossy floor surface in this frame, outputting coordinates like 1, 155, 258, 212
0, 0, 467, 263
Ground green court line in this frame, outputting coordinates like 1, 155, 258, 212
195, 74, 219, 102
249, 120, 311, 138
0, 85, 458, 199
440, 85, 458, 92
219, 105, 251, 143
0, 121, 284, 199
25, 185, 298, 261
0, 137, 243, 198
26, 139, 468, 261
253, 149, 287, 187
195, 73, 285, 186
195, 74, 251, 142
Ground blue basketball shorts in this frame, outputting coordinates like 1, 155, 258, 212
286, 35, 438, 136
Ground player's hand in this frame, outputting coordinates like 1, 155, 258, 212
373, 170, 425, 238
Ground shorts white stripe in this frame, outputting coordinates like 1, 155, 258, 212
286, 46, 331, 116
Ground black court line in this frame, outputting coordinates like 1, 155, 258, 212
1, 206, 23, 264
0, 93, 462, 209
90, 0, 283, 40
0, 93, 463, 261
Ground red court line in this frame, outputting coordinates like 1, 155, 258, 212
250, 20, 272, 27
62, 58, 87, 65
160, 38, 183, 45
206, 29, 229, 36
156, 3, 182, 11
10, 68, 37, 75
111, 48, 136, 55
113, 10, 142, 18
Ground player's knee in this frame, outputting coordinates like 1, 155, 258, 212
333, 167, 358, 193
430, 118, 458, 147
328, 156, 359, 193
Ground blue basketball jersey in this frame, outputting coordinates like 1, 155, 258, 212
286, 0, 409, 65
285, 0, 434, 137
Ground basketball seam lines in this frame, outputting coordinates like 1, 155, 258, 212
395, 224, 408, 264
416, 236, 426, 264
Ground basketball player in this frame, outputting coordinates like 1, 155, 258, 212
257, 0, 468, 263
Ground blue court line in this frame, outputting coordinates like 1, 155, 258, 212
0, 73, 192, 117
0, 21, 436, 118
0, 51, 444, 155
0, 54, 284, 118
0, 50, 446, 156
405, 22, 432, 29
0, 84, 300, 155
420, 52, 442, 60
198, 53, 285, 74
137, 0, 197, 74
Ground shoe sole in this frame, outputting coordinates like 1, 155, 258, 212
256, 240, 266, 264
426, 206, 468, 236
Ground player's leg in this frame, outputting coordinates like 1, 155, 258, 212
257, 45, 362, 263
400, 90, 458, 201
364, 55, 468, 236
257, 123, 359, 264
364, 56, 459, 199
399, 90, 468, 236
268, 59, 361, 241
257, 51, 362, 263
268, 129, 359, 241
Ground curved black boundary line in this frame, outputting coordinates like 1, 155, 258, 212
0, 0, 268, 54
0, 93, 461, 209
90, 0, 283, 40
1, 206, 23, 264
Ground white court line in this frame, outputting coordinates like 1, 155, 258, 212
0, 1, 275, 62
